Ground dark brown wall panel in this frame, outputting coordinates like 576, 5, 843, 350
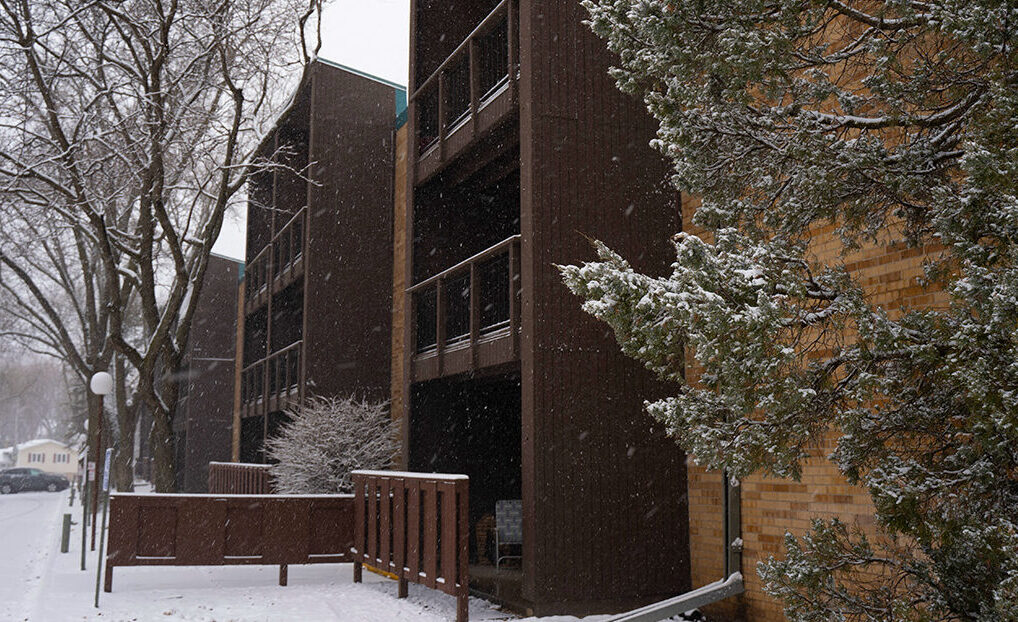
304, 63, 396, 402
176, 254, 239, 492
519, 0, 689, 612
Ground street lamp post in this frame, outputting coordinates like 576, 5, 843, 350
89, 371, 113, 551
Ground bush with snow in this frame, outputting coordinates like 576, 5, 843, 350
266, 396, 399, 494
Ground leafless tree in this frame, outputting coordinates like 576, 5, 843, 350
0, 353, 70, 447
0, 0, 323, 491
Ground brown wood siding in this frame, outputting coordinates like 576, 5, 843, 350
518, 0, 689, 613
233, 274, 244, 462
392, 125, 409, 467
303, 63, 395, 402
175, 254, 240, 492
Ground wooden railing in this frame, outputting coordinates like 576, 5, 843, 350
351, 470, 470, 622
409, 236, 520, 378
241, 340, 302, 408
413, 0, 518, 159
208, 462, 273, 494
105, 493, 353, 592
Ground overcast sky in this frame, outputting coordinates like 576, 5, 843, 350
211, 1, 410, 260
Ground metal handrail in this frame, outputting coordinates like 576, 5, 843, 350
266, 339, 302, 359
271, 207, 306, 248
408, 234, 520, 293
247, 243, 271, 273
410, 0, 508, 102
241, 340, 303, 404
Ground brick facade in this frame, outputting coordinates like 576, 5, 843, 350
682, 193, 947, 620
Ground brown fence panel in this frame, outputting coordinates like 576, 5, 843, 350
207, 461, 273, 494
105, 493, 352, 592
351, 470, 470, 622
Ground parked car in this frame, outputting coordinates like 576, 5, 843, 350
0, 468, 70, 494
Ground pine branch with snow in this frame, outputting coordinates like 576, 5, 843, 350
567, 1, 1018, 619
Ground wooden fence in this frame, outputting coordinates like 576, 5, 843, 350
105, 493, 353, 592
351, 470, 470, 622
207, 461, 273, 494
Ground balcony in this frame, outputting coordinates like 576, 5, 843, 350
409, 236, 520, 382
244, 208, 306, 314
241, 340, 303, 416
412, 0, 518, 184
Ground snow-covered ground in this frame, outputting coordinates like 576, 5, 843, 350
0, 489, 612, 622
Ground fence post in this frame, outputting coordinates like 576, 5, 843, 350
61, 513, 72, 553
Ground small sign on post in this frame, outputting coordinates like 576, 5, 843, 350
101, 450, 111, 492
94, 448, 113, 608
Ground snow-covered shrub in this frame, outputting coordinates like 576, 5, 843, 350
265, 396, 399, 494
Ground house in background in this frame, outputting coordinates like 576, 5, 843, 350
12, 438, 78, 482
392, 0, 689, 615
170, 253, 242, 492
234, 60, 405, 464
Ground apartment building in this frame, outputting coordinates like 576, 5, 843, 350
171, 253, 241, 492
392, 1, 690, 615
235, 60, 405, 463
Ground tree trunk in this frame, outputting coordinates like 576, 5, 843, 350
149, 409, 175, 492
86, 390, 104, 494
112, 414, 135, 492
112, 357, 135, 491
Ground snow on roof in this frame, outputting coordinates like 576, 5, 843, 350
17, 438, 68, 451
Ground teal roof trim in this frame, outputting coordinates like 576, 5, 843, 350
315, 57, 406, 91
314, 58, 408, 129
395, 89, 408, 129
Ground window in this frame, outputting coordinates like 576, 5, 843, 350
28, 453, 45, 463
53, 453, 69, 464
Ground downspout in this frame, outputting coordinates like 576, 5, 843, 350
607, 471, 744, 622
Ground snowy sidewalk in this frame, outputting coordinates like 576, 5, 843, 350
2, 488, 610, 622
0, 490, 68, 621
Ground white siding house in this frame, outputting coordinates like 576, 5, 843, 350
14, 439, 78, 481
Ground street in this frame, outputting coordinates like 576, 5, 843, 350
0, 490, 66, 621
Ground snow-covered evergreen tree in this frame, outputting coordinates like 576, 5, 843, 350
266, 396, 399, 494
563, 1, 1018, 619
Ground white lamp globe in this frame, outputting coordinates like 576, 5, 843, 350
90, 371, 114, 396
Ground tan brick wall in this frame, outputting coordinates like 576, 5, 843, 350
681, 194, 947, 620
391, 125, 408, 466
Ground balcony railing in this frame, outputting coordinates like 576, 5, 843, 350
245, 245, 270, 304
409, 236, 520, 381
267, 340, 302, 399
241, 358, 265, 406
271, 208, 305, 283
241, 340, 303, 411
412, 0, 518, 181
244, 207, 307, 311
